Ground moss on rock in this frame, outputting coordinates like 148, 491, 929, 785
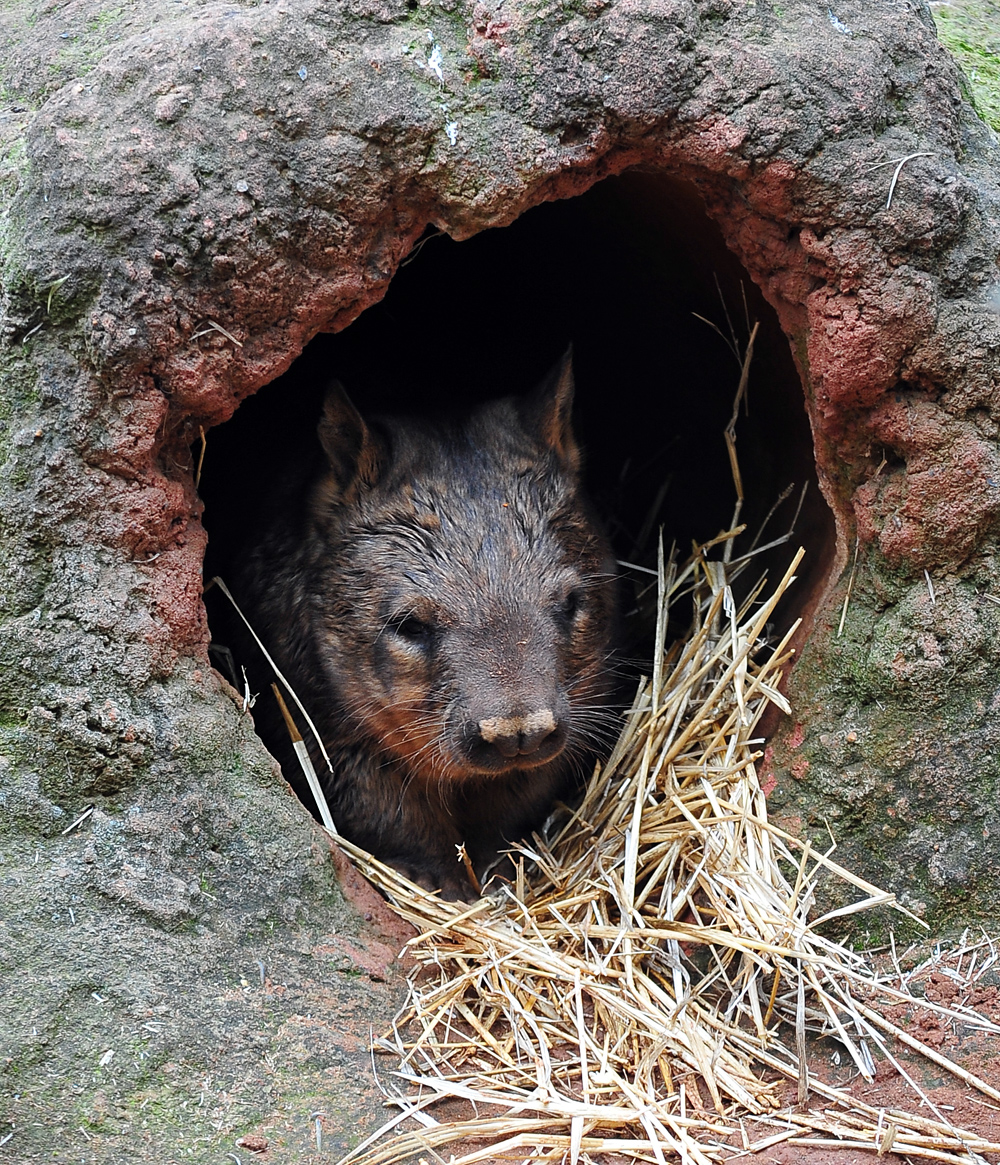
933, 0, 1000, 131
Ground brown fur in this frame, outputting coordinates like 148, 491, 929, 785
231, 353, 619, 899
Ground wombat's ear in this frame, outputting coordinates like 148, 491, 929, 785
317, 380, 382, 500
519, 346, 581, 476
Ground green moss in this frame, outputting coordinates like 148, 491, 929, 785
87, 7, 126, 35
932, 0, 1000, 131
0, 135, 31, 294
42, 8, 136, 85
0, 355, 37, 484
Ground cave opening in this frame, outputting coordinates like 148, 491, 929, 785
200, 169, 835, 768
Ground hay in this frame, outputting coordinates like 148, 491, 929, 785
333, 539, 1000, 1165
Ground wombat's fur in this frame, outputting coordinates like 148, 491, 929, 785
230, 353, 619, 898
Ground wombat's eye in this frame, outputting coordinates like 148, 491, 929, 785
391, 614, 435, 646
559, 589, 584, 623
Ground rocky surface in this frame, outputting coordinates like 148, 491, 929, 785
2, 828, 409, 1163
1, 0, 1000, 1158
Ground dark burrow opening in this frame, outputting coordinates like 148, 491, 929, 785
200, 169, 835, 779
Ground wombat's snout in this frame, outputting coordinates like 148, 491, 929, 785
462, 704, 568, 771
479, 709, 559, 758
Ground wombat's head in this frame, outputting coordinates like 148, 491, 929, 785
309, 352, 619, 783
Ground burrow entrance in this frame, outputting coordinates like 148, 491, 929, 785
199, 171, 836, 771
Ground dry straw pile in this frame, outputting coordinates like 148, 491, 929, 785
332, 538, 1000, 1165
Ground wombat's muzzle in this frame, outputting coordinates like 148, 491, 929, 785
458, 706, 569, 772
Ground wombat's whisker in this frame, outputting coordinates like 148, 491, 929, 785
566, 720, 619, 747
581, 570, 625, 586
394, 770, 423, 819
397, 735, 446, 768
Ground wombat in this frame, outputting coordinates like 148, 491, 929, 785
227, 352, 619, 899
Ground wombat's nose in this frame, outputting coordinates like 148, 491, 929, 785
478, 709, 558, 757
